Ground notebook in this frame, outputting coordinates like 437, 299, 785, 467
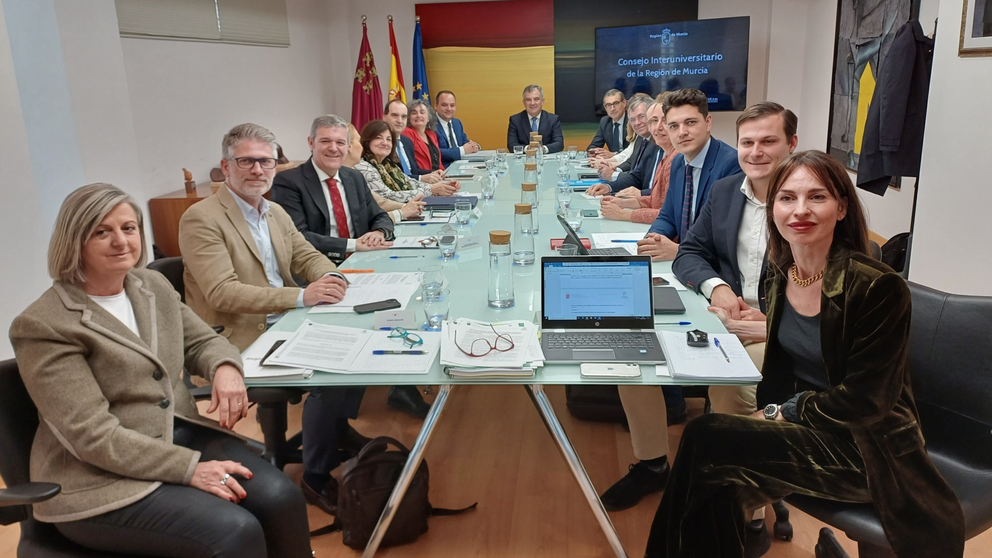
540, 255, 666, 364
557, 215, 630, 255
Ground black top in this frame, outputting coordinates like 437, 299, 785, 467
427, 141, 441, 172
777, 298, 828, 391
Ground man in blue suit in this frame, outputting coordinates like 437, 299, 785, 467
383, 99, 443, 184
637, 88, 743, 261
507, 84, 564, 153
434, 90, 481, 164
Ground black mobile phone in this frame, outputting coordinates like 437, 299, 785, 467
260, 340, 286, 366
581, 209, 599, 218
652, 276, 670, 286
353, 299, 402, 314
402, 215, 425, 222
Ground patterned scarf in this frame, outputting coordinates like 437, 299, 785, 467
364, 153, 413, 192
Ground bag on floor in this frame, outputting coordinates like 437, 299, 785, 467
311, 436, 476, 549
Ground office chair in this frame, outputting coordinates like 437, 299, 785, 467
0, 359, 153, 557
786, 282, 992, 557
145, 257, 307, 470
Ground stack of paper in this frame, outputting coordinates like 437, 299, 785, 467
657, 330, 761, 382
463, 150, 496, 161
591, 233, 645, 255
309, 272, 420, 314
242, 330, 313, 382
439, 318, 544, 377
258, 320, 438, 375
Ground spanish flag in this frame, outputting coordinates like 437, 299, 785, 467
387, 17, 406, 103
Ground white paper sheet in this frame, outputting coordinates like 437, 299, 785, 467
389, 237, 434, 249
440, 318, 540, 369
264, 321, 373, 372
591, 232, 643, 255
346, 330, 441, 374
309, 272, 421, 314
242, 330, 312, 380
657, 330, 761, 382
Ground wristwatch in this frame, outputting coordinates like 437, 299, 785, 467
763, 404, 780, 420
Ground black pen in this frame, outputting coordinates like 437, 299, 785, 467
372, 350, 426, 355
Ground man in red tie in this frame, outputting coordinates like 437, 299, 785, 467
272, 114, 395, 263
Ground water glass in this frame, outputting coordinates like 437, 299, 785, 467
438, 234, 458, 260
423, 289, 450, 331
481, 175, 497, 200
557, 243, 579, 256
567, 145, 578, 159
557, 158, 570, 181
485, 158, 498, 179
419, 264, 445, 299
497, 154, 509, 178
556, 183, 572, 214
566, 208, 583, 232
513, 145, 524, 157
455, 199, 472, 226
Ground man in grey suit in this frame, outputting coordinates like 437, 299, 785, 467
272, 114, 395, 263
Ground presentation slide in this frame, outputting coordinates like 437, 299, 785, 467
595, 16, 750, 112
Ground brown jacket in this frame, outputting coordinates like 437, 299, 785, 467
179, 185, 338, 351
9, 269, 243, 522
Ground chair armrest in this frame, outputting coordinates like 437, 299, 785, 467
0, 483, 61, 507
189, 386, 214, 400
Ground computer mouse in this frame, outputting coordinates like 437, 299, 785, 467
686, 329, 709, 347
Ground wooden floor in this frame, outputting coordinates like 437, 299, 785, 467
2, 385, 990, 557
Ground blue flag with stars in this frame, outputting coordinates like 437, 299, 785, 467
412, 20, 430, 103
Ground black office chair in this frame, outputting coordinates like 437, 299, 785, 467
786, 282, 992, 557
0, 359, 154, 557
145, 257, 307, 470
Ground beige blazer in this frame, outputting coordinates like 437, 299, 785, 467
9, 269, 244, 522
179, 185, 338, 351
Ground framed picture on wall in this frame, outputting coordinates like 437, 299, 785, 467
959, 0, 992, 56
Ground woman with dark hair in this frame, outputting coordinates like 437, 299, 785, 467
356, 119, 459, 202
402, 100, 446, 174
644, 151, 964, 558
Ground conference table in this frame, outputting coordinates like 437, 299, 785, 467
251, 154, 742, 557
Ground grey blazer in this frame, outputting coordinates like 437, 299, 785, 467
9, 268, 243, 522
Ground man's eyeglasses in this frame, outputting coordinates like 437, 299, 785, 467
604, 101, 624, 110
388, 327, 424, 348
231, 157, 278, 170
454, 323, 515, 357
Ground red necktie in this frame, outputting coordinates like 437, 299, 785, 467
325, 177, 350, 239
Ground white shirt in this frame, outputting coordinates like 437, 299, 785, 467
527, 112, 550, 154
230, 188, 305, 322
699, 176, 768, 308
88, 290, 140, 336
608, 135, 647, 180
312, 160, 358, 253
438, 117, 465, 156
684, 137, 711, 223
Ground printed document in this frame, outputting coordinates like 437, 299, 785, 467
309, 272, 420, 313
657, 330, 761, 382
264, 321, 372, 372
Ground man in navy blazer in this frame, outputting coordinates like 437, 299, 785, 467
638, 89, 742, 262
507, 84, 564, 153
384, 99, 443, 183
271, 114, 394, 264
434, 90, 481, 164
587, 89, 629, 156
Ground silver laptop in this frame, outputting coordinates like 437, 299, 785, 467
556, 215, 631, 255
541, 255, 666, 364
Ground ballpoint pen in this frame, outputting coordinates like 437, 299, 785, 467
341, 269, 375, 273
372, 350, 426, 355
714, 337, 731, 362
657, 321, 692, 325
611, 239, 640, 243
389, 255, 423, 259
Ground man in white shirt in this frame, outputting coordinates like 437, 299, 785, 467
434, 90, 481, 164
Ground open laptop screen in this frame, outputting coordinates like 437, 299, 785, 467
542, 257, 653, 328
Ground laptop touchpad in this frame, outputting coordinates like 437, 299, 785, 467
573, 349, 616, 360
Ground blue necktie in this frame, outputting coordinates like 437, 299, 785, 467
398, 145, 411, 175
679, 165, 695, 242
531, 117, 538, 133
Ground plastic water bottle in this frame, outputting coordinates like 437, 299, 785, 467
487, 230, 515, 308
513, 204, 535, 266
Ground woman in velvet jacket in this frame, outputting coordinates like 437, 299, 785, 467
644, 151, 964, 558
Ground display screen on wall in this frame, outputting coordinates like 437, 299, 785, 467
595, 16, 749, 111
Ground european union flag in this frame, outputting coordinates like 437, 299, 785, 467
412, 20, 430, 104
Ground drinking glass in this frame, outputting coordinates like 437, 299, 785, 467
557, 243, 579, 256
485, 158, 498, 179
567, 145, 578, 159
481, 175, 497, 200
419, 264, 445, 299
557, 157, 570, 181
556, 182, 572, 215
513, 145, 524, 157
455, 199, 472, 225
423, 289, 450, 331
566, 207, 583, 232
438, 234, 458, 260
496, 153, 509, 178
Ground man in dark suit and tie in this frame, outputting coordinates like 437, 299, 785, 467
271, 114, 395, 263
507, 84, 564, 153
434, 90, 481, 164
384, 99, 443, 184
587, 89, 629, 157
637, 88, 743, 262
590, 92, 653, 182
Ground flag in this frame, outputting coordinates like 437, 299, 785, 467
352, 19, 383, 131
387, 17, 406, 104
412, 18, 430, 103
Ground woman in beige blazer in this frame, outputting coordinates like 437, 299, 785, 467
10, 184, 312, 557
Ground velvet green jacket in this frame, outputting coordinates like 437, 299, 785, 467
757, 250, 964, 558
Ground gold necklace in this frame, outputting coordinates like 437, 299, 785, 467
790, 263, 823, 287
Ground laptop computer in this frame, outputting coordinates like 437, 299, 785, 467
540, 255, 666, 364
556, 215, 631, 256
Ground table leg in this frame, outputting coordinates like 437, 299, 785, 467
524, 384, 629, 558
362, 384, 453, 558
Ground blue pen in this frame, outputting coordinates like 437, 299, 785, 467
713, 337, 731, 362
372, 350, 426, 355
657, 321, 691, 325
611, 239, 639, 243
389, 255, 423, 259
